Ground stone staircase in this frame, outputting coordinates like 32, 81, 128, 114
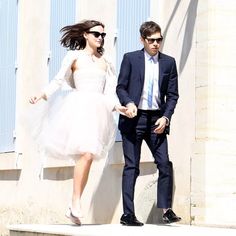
7, 223, 236, 236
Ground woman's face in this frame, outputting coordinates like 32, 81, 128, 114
84, 25, 106, 49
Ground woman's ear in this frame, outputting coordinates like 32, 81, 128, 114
83, 32, 88, 40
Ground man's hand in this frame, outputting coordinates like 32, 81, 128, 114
125, 103, 137, 118
154, 117, 167, 134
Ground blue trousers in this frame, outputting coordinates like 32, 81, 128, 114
121, 109, 173, 215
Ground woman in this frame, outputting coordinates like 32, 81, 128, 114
29, 20, 127, 225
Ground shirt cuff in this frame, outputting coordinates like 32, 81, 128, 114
126, 102, 135, 107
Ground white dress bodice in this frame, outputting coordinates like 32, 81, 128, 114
43, 50, 118, 111
73, 68, 106, 94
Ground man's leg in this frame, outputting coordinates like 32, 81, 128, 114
147, 132, 181, 223
121, 133, 142, 215
120, 132, 144, 226
146, 132, 172, 208
145, 128, 181, 223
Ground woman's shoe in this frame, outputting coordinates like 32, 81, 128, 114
65, 207, 81, 225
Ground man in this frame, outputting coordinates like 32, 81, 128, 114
116, 21, 181, 226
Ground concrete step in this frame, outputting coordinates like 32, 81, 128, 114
8, 223, 236, 236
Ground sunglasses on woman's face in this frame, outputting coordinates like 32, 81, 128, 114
87, 31, 106, 39
145, 37, 163, 44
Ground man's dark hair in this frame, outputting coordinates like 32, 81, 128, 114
139, 21, 162, 38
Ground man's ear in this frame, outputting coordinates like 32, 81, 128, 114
140, 36, 145, 45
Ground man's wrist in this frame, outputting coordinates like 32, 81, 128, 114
163, 116, 169, 126
126, 102, 135, 107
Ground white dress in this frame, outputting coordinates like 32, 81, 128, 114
33, 50, 118, 160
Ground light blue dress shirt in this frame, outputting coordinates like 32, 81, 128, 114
138, 50, 160, 110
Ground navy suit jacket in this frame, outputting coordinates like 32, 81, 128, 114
116, 49, 179, 134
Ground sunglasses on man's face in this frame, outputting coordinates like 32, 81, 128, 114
87, 31, 106, 39
145, 37, 163, 44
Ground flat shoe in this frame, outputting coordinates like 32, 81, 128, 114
65, 208, 81, 225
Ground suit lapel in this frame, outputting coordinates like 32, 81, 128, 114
138, 50, 145, 84
158, 52, 165, 87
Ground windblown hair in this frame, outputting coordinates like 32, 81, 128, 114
60, 20, 105, 55
139, 21, 162, 38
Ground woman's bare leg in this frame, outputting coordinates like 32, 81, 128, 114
71, 152, 93, 215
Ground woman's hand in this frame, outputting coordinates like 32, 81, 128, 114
29, 94, 46, 104
125, 103, 137, 118
115, 105, 128, 116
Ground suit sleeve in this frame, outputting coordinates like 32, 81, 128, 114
116, 54, 133, 106
163, 58, 179, 121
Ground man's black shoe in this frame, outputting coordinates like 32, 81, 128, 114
162, 209, 181, 224
120, 214, 144, 226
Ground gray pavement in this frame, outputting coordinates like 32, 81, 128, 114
8, 223, 236, 236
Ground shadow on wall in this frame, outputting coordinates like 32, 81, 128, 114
43, 166, 74, 181
89, 161, 123, 223
136, 163, 176, 224
162, 0, 199, 75
0, 169, 21, 181
90, 158, 164, 224
40, 158, 177, 224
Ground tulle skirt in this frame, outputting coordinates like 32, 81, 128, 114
30, 90, 117, 160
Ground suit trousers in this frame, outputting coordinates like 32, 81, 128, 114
121, 109, 173, 215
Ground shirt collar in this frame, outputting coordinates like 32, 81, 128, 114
144, 50, 159, 63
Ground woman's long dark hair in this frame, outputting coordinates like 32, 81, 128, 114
60, 20, 105, 55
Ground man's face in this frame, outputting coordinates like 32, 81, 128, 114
141, 32, 163, 56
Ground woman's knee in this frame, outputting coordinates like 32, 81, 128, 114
81, 152, 94, 163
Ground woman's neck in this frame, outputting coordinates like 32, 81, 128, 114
84, 46, 96, 56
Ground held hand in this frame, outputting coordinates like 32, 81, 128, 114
154, 117, 167, 134
115, 105, 128, 116
125, 103, 137, 118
